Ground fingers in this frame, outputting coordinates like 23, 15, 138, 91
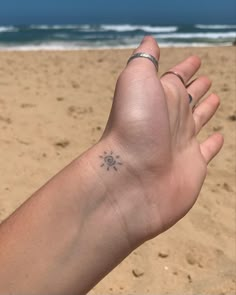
200, 133, 224, 164
187, 76, 212, 108
126, 36, 160, 74
161, 55, 201, 87
193, 93, 220, 134
171, 55, 201, 84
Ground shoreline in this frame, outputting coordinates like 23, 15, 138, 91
0, 43, 234, 52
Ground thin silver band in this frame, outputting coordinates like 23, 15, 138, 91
161, 71, 185, 86
127, 52, 159, 72
162, 71, 195, 106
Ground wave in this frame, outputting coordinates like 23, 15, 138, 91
0, 42, 82, 51
0, 26, 18, 33
161, 42, 232, 47
0, 42, 134, 51
0, 24, 234, 50
29, 24, 100, 33
29, 24, 80, 30
29, 24, 178, 33
155, 32, 236, 39
195, 24, 236, 29
100, 24, 178, 33
53, 33, 72, 39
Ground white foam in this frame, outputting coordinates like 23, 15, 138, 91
159, 42, 232, 47
0, 26, 18, 33
0, 41, 232, 52
28, 24, 178, 33
155, 32, 236, 39
0, 42, 80, 51
29, 24, 80, 30
195, 24, 236, 29
100, 24, 178, 33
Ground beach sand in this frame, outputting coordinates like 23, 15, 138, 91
0, 46, 235, 294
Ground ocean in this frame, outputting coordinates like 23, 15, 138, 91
0, 24, 235, 50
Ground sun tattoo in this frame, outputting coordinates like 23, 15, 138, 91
99, 151, 123, 171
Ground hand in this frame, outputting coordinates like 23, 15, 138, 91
0, 36, 224, 295
100, 36, 224, 244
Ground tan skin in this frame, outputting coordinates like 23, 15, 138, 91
0, 36, 223, 294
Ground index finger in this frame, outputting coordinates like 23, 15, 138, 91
161, 55, 201, 86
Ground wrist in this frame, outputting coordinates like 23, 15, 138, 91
75, 137, 158, 249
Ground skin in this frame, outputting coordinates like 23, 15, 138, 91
0, 36, 223, 295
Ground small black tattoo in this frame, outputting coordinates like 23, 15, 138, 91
99, 151, 123, 171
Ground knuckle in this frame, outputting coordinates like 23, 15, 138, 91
194, 108, 203, 122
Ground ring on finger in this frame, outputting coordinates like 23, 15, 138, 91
161, 70, 185, 86
186, 78, 197, 88
162, 70, 197, 108
127, 52, 159, 72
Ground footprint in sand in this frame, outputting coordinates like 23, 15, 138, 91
228, 114, 236, 121
0, 116, 12, 124
54, 140, 70, 148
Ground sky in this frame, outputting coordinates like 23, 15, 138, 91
0, 0, 235, 25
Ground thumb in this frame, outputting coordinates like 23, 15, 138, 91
103, 36, 166, 141
110, 36, 164, 128
126, 36, 160, 75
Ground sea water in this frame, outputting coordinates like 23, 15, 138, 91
0, 24, 235, 50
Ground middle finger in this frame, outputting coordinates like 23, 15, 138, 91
187, 76, 212, 109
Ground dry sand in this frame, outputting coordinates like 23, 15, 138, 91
0, 46, 235, 294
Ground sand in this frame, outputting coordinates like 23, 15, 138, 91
0, 46, 235, 294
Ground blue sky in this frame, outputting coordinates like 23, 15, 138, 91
0, 0, 235, 25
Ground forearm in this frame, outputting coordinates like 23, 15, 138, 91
0, 139, 136, 295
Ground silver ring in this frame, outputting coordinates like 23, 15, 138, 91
161, 71, 185, 86
127, 52, 159, 72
